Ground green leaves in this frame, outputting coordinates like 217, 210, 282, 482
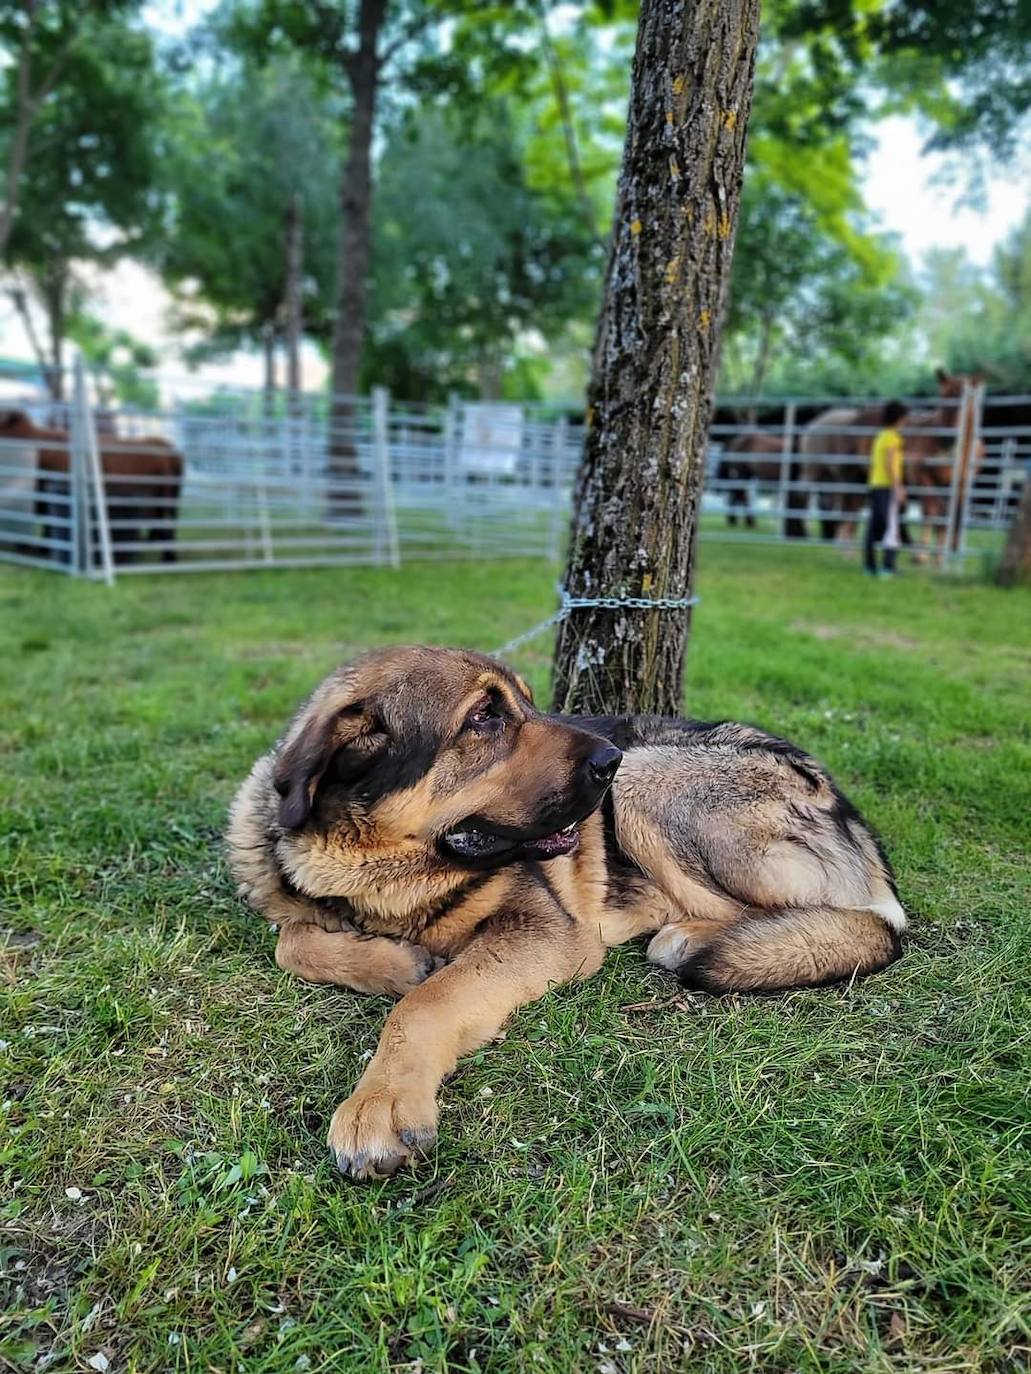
157, 48, 342, 350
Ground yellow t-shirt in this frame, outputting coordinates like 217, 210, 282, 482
869, 427, 903, 488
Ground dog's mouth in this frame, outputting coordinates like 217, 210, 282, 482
440, 819, 582, 866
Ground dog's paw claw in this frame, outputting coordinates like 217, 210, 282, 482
398, 1125, 436, 1150
327, 1085, 438, 1181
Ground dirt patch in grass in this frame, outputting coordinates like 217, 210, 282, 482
791, 620, 924, 651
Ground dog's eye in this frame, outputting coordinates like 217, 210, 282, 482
466, 698, 504, 734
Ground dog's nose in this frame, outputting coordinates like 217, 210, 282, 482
587, 744, 622, 784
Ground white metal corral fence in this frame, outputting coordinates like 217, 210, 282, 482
0, 360, 1027, 581
704, 383, 1030, 561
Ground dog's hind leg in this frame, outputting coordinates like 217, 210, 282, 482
650, 907, 901, 993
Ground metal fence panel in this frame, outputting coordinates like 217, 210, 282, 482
1, 363, 1028, 582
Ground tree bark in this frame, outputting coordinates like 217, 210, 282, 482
540, 18, 604, 250
285, 191, 304, 399
43, 264, 66, 404
9, 284, 50, 386
995, 478, 1031, 588
327, 0, 386, 516
747, 309, 775, 420
0, 2, 76, 263
0, 4, 38, 262
552, 0, 761, 716
262, 322, 277, 413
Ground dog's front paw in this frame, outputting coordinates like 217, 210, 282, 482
368, 940, 445, 999
326, 1082, 438, 1180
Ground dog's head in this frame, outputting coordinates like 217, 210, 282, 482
272, 646, 621, 870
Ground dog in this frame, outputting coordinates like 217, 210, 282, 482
227, 646, 905, 1179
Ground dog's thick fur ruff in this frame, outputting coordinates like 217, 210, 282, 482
227, 646, 905, 1178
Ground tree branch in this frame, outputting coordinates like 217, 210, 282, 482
308, 0, 355, 73
538, 8, 605, 250
8, 281, 51, 381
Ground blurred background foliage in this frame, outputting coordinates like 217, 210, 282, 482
1, 0, 1028, 404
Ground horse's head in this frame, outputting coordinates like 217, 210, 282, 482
935, 367, 983, 399
0, 409, 30, 432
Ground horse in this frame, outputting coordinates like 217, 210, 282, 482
714, 430, 809, 539
797, 370, 982, 551
0, 410, 183, 565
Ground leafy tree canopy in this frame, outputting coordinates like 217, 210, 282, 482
366, 104, 602, 399
157, 49, 341, 358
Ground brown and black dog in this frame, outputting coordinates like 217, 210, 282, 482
228, 646, 905, 1179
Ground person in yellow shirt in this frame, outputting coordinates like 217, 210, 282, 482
865, 400, 907, 576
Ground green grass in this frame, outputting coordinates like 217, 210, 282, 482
1, 545, 1029, 1374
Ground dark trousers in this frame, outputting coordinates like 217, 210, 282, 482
865, 487, 897, 573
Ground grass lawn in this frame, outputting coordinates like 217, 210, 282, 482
2, 545, 1029, 1374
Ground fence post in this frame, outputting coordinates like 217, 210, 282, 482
256, 470, 274, 564
443, 391, 461, 532
372, 386, 400, 568
952, 380, 984, 567
940, 385, 969, 570
777, 401, 796, 540
71, 355, 116, 584
68, 404, 85, 577
550, 415, 568, 561
997, 436, 1016, 526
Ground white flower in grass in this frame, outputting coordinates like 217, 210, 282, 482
87, 1355, 110, 1372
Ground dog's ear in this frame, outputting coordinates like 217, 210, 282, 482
513, 673, 534, 705
273, 702, 385, 829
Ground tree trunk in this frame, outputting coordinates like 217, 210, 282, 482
327, 0, 386, 517
262, 323, 277, 415
747, 310, 775, 420
9, 285, 50, 386
0, 10, 37, 262
0, 3, 76, 262
44, 266, 66, 404
541, 20, 604, 250
285, 191, 304, 398
995, 479, 1031, 588
552, 0, 760, 716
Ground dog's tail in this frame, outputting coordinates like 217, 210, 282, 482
675, 907, 903, 994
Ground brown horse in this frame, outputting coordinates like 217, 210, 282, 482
798, 370, 982, 550
715, 431, 807, 536
0, 410, 183, 565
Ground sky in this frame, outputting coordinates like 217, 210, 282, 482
864, 117, 1028, 268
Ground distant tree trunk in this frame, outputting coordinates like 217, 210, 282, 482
995, 479, 1031, 588
9, 284, 50, 388
746, 310, 775, 421
43, 265, 66, 404
0, 2, 74, 261
479, 355, 503, 401
285, 191, 304, 399
327, 0, 386, 517
0, 6, 39, 263
262, 323, 277, 415
552, 0, 761, 716
540, 18, 604, 251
